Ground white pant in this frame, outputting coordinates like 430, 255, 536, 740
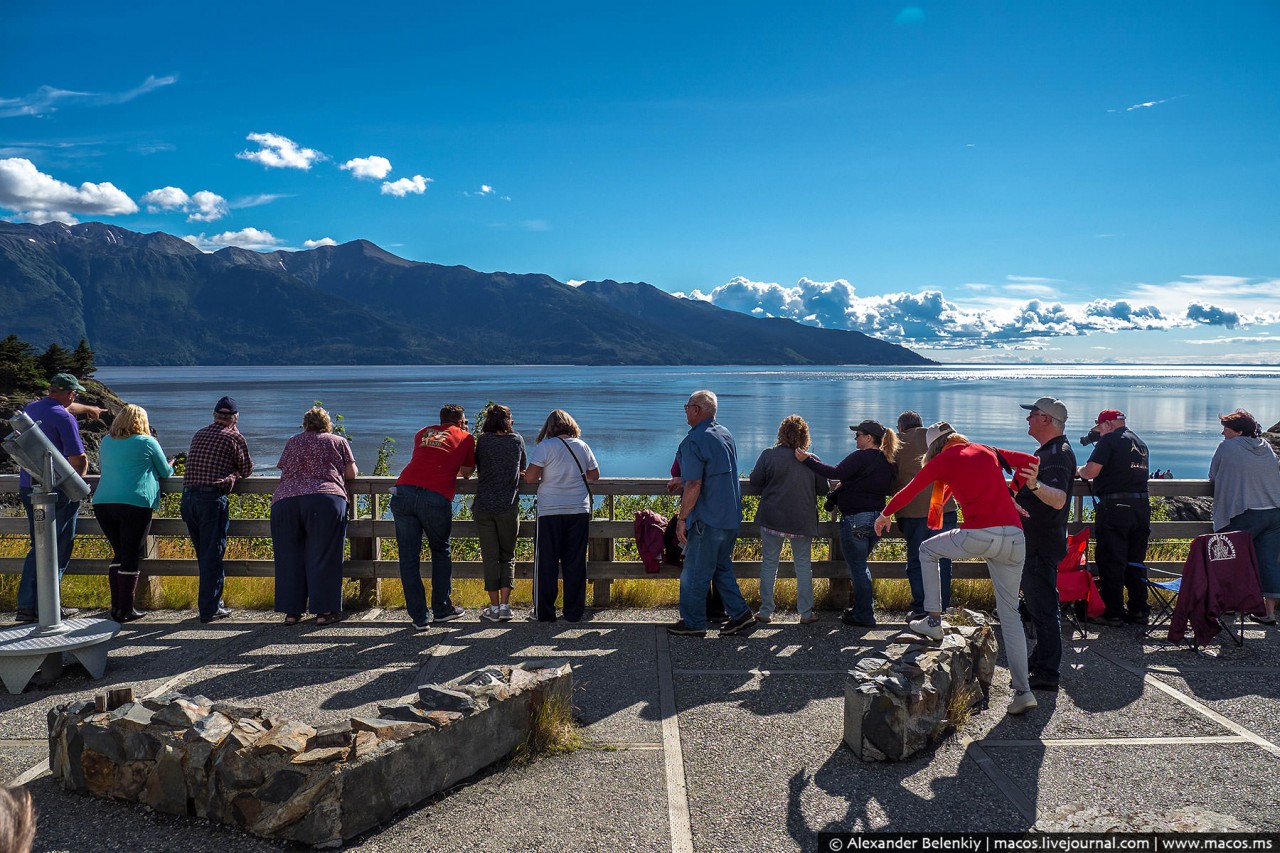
921, 525, 1029, 693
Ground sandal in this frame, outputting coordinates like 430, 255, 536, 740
316, 612, 342, 626
283, 614, 300, 626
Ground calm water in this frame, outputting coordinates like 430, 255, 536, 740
95, 365, 1278, 478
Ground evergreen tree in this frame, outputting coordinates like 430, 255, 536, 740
0, 334, 45, 395
70, 338, 97, 378
36, 342, 72, 379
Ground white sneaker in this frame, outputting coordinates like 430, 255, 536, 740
908, 615, 946, 641
497, 604, 513, 621
1007, 690, 1038, 715
480, 605, 501, 622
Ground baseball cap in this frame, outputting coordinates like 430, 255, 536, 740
1020, 396, 1068, 422
1095, 409, 1125, 424
49, 373, 85, 393
214, 396, 239, 415
848, 419, 886, 440
925, 421, 955, 448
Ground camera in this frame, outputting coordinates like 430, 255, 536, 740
1079, 428, 1101, 447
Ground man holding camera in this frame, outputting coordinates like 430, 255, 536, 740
1016, 397, 1076, 691
1078, 409, 1151, 626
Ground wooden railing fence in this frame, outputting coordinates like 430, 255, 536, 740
0, 476, 1212, 609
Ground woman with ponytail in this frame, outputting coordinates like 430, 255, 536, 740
796, 419, 898, 628
1210, 408, 1280, 624
874, 421, 1041, 716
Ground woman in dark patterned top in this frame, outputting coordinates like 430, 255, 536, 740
270, 406, 357, 626
474, 405, 527, 621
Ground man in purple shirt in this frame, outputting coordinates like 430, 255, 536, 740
15, 374, 90, 623
181, 396, 254, 623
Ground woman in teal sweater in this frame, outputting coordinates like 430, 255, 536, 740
93, 404, 173, 622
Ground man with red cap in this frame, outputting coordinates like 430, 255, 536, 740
1078, 409, 1151, 626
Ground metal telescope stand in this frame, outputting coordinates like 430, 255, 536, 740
0, 447, 119, 694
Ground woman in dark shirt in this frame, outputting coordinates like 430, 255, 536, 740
797, 419, 898, 627
473, 404, 527, 622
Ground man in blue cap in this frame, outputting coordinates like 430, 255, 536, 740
181, 396, 253, 623
14, 373, 92, 623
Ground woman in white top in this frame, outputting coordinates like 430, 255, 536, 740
524, 410, 600, 622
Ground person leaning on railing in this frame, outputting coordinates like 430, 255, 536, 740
1209, 408, 1280, 625
270, 406, 358, 627
181, 396, 254, 624
92, 403, 173, 622
474, 404, 526, 623
524, 409, 600, 623
797, 419, 898, 629
749, 415, 828, 625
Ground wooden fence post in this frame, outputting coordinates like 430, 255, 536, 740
827, 526, 851, 610
349, 491, 381, 609
589, 494, 615, 608
136, 532, 164, 609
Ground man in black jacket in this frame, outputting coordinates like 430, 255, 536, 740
1078, 409, 1151, 626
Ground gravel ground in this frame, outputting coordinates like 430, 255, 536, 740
994, 742, 1278, 830
4, 607, 1278, 851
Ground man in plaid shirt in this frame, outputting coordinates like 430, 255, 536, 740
181, 396, 253, 623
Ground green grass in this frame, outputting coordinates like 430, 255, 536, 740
0, 487, 1198, 613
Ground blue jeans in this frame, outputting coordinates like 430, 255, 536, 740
391, 485, 454, 623
1225, 507, 1280, 598
839, 512, 880, 623
758, 531, 813, 619
899, 512, 957, 613
180, 487, 230, 620
17, 487, 80, 613
678, 521, 749, 630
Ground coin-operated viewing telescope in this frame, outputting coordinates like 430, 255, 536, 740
0, 410, 117, 695
4, 410, 91, 501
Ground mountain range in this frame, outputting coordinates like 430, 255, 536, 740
0, 221, 933, 366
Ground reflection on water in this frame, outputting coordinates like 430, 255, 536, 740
96, 365, 1280, 478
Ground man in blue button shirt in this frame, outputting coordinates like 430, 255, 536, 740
669, 390, 755, 637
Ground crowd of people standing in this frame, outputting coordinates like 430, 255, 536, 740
9, 375, 1280, 717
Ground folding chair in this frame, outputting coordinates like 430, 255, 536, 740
1145, 567, 1181, 633
1166, 530, 1265, 650
1056, 527, 1103, 639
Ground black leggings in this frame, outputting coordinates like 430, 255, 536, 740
94, 503, 153, 610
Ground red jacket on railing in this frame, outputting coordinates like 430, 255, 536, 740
633, 510, 667, 574
1169, 530, 1265, 646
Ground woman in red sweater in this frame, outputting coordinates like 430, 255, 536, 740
873, 421, 1041, 716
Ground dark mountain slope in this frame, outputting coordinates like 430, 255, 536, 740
0, 221, 934, 366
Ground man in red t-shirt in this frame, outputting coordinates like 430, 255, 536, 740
390, 404, 476, 629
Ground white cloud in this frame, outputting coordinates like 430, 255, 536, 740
681, 274, 1280, 350
381, 175, 430, 196
142, 185, 227, 221
236, 132, 324, 170
304, 237, 337, 248
229, 193, 288, 209
340, 155, 392, 180
0, 74, 177, 119
141, 186, 189, 211
466, 183, 511, 200
1125, 96, 1177, 112
182, 227, 281, 252
0, 157, 137, 224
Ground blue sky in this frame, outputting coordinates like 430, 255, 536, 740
2, 1, 1278, 362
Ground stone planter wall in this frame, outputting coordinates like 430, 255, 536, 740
844, 618, 996, 761
48, 660, 572, 847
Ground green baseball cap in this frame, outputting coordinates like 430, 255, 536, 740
49, 373, 86, 393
